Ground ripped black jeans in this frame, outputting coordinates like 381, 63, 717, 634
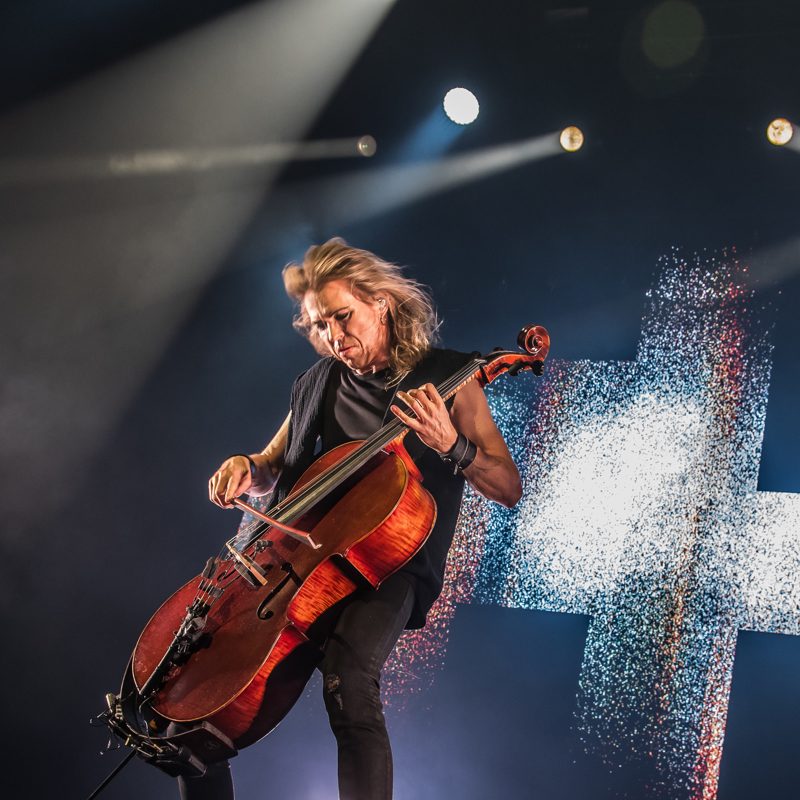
177, 571, 415, 800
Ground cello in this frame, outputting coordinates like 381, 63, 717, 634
97, 325, 550, 782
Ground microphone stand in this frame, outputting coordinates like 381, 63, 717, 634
86, 749, 137, 800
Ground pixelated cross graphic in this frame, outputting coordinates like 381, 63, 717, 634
386, 251, 800, 800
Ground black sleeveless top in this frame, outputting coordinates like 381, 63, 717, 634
265, 348, 474, 629
322, 363, 394, 449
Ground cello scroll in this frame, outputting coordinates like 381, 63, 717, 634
478, 324, 551, 385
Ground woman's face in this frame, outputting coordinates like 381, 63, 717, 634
303, 279, 391, 373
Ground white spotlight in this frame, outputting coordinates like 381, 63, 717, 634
443, 88, 479, 125
559, 126, 585, 153
357, 135, 377, 157
766, 118, 794, 147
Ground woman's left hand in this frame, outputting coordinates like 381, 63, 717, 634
390, 383, 458, 454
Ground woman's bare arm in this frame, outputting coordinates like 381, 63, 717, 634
208, 412, 291, 508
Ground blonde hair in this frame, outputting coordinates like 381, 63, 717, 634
283, 238, 439, 380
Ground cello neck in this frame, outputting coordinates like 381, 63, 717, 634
265, 356, 487, 528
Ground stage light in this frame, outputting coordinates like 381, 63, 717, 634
766, 118, 794, 146
559, 126, 585, 152
443, 88, 479, 125
357, 135, 377, 157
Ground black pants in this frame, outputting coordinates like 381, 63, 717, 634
178, 572, 415, 800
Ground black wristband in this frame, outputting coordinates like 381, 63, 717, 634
229, 453, 259, 483
439, 433, 477, 475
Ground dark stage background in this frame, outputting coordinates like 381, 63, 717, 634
1, 2, 798, 798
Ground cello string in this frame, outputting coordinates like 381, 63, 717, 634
189, 544, 235, 609
230, 357, 488, 550
268, 361, 477, 512
235, 358, 486, 548
265, 358, 485, 520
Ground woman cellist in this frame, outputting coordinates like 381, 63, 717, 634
199, 238, 523, 800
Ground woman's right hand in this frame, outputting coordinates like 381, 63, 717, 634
208, 456, 253, 509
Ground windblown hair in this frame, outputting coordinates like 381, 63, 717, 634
283, 238, 439, 381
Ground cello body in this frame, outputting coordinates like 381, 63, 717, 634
132, 439, 435, 748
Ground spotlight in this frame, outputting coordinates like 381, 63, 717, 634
766, 118, 794, 147
559, 126, 585, 153
443, 88, 479, 125
357, 135, 377, 157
